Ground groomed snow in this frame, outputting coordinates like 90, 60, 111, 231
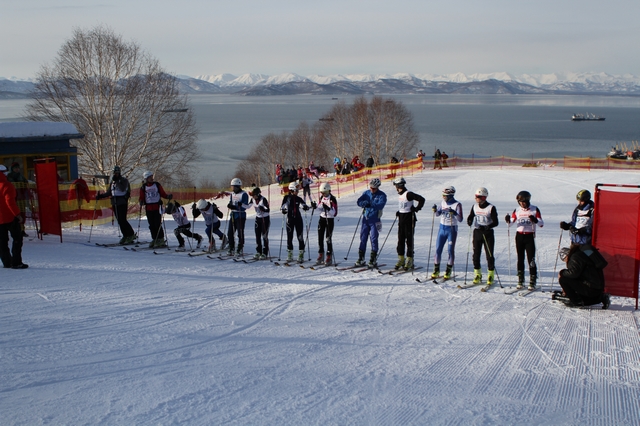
1, 167, 639, 425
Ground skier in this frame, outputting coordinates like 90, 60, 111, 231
466, 187, 499, 285
301, 174, 313, 203
96, 165, 136, 245
193, 199, 225, 251
433, 149, 442, 170
249, 187, 270, 259
6, 162, 29, 236
281, 182, 310, 263
393, 177, 425, 270
556, 245, 610, 309
226, 178, 251, 256
505, 190, 544, 290
165, 201, 203, 251
560, 189, 594, 246
316, 182, 338, 266
355, 178, 387, 267
1, 164, 28, 269
139, 171, 172, 248
430, 186, 463, 279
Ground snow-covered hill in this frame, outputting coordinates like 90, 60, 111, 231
1, 167, 640, 424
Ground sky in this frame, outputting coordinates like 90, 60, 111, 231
2, 0, 640, 80
2, 167, 640, 424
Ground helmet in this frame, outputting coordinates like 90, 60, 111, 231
475, 187, 488, 197
559, 247, 570, 262
196, 199, 208, 210
288, 182, 299, 191
442, 186, 456, 196
165, 203, 176, 214
143, 170, 153, 179
369, 178, 381, 188
113, 165, 121, 173
576, 189, 591, 202
319, 182, 331, 193
516, 191, 531, 203
230, 177, 242, 186
251, 187, 261, 196
393, 177, 406, 187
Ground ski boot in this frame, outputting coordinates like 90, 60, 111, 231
317, 252, 324, 265
236, 245, 244, 256
148, 240, 156, 248
472, 269, 482, 284
195, 235, 203, 249
395, 255, 405, 270
487, 270, 495, 286
443, 264, 453, 280
325, 254, 332, 266
404, 257, 414, 271
287, 250, 294, 262
254, 253, 262, 260
227, 246, 235, 256
259, 253, 267, 260
298, 250, 305, 263
176, 245, 186, 252
355, 250, 366, 267
601, 293, 611, 310
516, 271, 525, 289
155, 238, 167, 248
528, 274, 537, 291
118, 236, 127, 245
368, 251, 378, 268
430, 263, 440, 279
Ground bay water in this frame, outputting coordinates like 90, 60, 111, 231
2, 94, 639, 183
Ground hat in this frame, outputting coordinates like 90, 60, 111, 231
0, 165, 7, 172
113, 165, 121, 173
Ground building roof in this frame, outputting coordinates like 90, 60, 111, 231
0, 121, 83, 141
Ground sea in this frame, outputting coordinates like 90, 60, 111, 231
2, 94, 639, 183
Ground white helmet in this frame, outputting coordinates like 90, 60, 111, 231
442, 186, 456, 195
288, 182, 299, 191
196, 199, 208, 210
475, 187, 488, 197
320, 182, 331, 193
369, 178, 381, 188
230, 177, 242, 186
143, 170, 153, 179
393, 177, 406, 187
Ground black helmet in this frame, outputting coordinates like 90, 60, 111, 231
165, 203, 176, 214
576, 189, 591, 202
251, 187, 261, 196
516, 191, 531, 203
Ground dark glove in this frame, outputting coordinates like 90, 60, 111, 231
361, 201, 371, 208
322, 204, 330, 212
396, 211, 400, 217
504, 214, 511, 224
478, 225, 488, 232
167, 194, 173, 200
529, 214, 538, 224
410, 206, 418, 213
560, 221, 571, 230
432, 204, 438, 212
467, 217, 473, 227
227, 202, 236, 210
311, 201, 317, 209
302, 205, 310, 211
448, 208, 457, 214
259, 206, 268, 212
139, 200, 145, 207
96, 191, 102, 200
281, 208, 287, 215
570, 226, 581, 235
192, 204, 201, 219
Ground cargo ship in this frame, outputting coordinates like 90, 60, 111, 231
572, 113, 605, 121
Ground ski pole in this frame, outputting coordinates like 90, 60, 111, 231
220, 208, 230, 253
161, 206, 169, 249
88, 197, 99, 242
464, 217, 474, 285
549, 230, 564, 292
278, 213, 286, 261
375, 215, 397, 265
344, 209, 364, 260
136, 204, 143, 243
507, 225, 513, 289
304, 206, 315, 261
482, 232, 502, 288
422, 210, 436, 281
26, 184, 40, 238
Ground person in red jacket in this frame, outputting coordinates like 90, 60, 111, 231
0, 165, 28, 269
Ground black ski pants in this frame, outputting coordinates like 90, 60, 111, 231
515, 232, 537, 277
396, 212, 416, 257
472, 229, 495, 270
286, 215, 305, 251
255, 216, 270, 255
173, 224, 200, 246
559, 276, 604, 306
112, 202, 134, 238
228, 215, 246, 250
146, 209, 164, 241
0, 217, 23, 268
317, 217, 334, 255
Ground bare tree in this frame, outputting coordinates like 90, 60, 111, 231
320, 96, 419, 165
25, 25, 198, 185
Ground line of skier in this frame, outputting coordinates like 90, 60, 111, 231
95, 167, 596, 295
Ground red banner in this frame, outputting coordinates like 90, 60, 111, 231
593, 185, 640, 308
34, 159, 63, 241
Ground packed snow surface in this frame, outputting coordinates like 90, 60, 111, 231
1, 168, 639, 425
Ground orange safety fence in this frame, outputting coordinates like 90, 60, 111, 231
10, 155, 640, 231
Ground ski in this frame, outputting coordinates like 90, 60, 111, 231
233, 257, 269, 263
389, 266, 422, 276
433, 275, 457, 284
188, 250, 218, 257
480, 283, 494, 292
299, 261, 320, 269
98, 241, 148, 248
457, 282, 481, 289
352, 264, 387, 273
504, 287, 526, 295
310, 263, 338, 270
519, 287, 539, 297
336, 264, 364, 271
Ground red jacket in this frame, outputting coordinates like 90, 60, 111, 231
0, 173, 21, 225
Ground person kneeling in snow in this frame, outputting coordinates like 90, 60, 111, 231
165, 201, 203, 251
555, 244, 610, 309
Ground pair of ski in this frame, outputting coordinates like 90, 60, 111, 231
504, 286, 538, 297
378, 265, 421, 275
334, 264, 389, 273
96, 241, 149, 248
415, 274, 455, 284
188, 248, 221, 257
455, 281, 494, 292
233, 257, 272, 264
299, 261, 334, 269
209, 252, 249, 261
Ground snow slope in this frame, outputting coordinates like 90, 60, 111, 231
2, 168, 640, 425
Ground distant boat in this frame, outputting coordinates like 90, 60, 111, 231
572, 113, 605, 121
